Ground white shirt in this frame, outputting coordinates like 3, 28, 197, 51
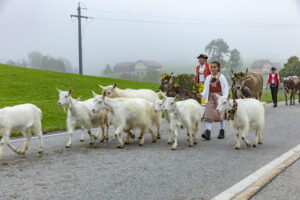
201, 74, 229, 103
271, 73, 279, 84
198, 64, 205, 83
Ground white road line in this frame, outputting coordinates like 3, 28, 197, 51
212, 143, 300, 200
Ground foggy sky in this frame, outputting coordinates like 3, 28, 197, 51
0, 0, 300, 75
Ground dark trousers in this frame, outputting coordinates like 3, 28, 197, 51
270, 84, 278, 105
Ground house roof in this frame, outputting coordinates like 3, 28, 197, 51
251, 59, 272, 69
135, 60, 162, 69
113, 62, 135, 72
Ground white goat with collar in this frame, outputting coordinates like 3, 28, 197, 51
99, 83, 161, 139
57, 88, 110, 148
216, 94, 266, 150
164, 96, 202, 150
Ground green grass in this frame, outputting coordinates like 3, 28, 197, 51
0, 64, 159, 134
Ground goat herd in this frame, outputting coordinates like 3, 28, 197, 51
0, 82, 269, 159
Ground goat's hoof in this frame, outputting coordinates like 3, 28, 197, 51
100, 138, 105, 142
152, 139, 157, 143
193, 141, 198, 145
105, 137, 109, 141
117, 145, 124, 149
259, 142, 263, 145
80, 139, 84, 142
189, 144, 193, 147
138, 136, 142, 140
124, 141, 130, 145
167, 141, 172, 144
235, 146, 240, 150
65, 145, 71, 148
171, 146, 176, 150
157, 135, 161, 139
38, 150, 43, 154
253, 144, 256, 148
139, 143, 144, 146
89, 142, 94, 145
246, 143, 251, 148
20, 151, 25, 155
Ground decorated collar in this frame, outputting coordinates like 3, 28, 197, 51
210, 73, 220, 87
227, 99, 238, 121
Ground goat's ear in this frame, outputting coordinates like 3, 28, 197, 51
113, 82, 117, 89
174, 94, 179, 101
56, 88, 62, 93
102, 90, 106, 99
246, 76, 252, 81
68, 88, 72, 95
227, 93, 231, 100
98, 84, 104, 89
215, 93, 221, 99
76, 96, 82, 101
92, 90, 97, 98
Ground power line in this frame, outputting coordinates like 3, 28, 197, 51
91, 16, 300, 28
88, 8, 300, 28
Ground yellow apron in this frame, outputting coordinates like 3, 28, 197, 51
198, 83, 205, 105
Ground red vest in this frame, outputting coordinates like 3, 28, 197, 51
195, 63, 211, 84
268, 73, 279, 84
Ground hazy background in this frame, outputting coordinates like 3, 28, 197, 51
0, 0, 300, 75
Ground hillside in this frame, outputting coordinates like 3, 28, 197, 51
0, 64, 159, 133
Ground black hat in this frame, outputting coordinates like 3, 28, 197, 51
197, 54, 208, 59
271, 67, 277, 70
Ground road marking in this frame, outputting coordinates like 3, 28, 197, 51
212, 143, 300, 200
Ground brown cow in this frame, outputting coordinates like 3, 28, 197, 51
283, 76, 300, 105
231, 69, 263, 100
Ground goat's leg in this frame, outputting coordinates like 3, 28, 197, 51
285, 92, 288, 105
20, 128, 32, 154
187, 127, 193, 147
139, 127, 146, 146
4, 132, 20, 155
290, 93, 293, 105
100, 125, 105, 142
124, 131, 130, 145
241, 126, 251, 148
293, 92, 296, 105
253, 130, 259, 148
0, 134, 9, 158
193, 122, 199, 145
149, 128, 156, 143
80, 128, 85, 142
156, 119, 161, 139
33, 120, 43, 153
105, 123, 109, 140
167, 128, 173, 144
171, 129, 178, 150
87, 130, 94, 145
258, 129, 263, 145
115, 127, 124, 148
66, 120, 75, 148
235, 128, 241, 150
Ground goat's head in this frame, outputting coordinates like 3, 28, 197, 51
92, 91, 104, 114
154, 99, 165, 113
164, 95, 178, 113
216, 93, 231, 115
98, 82, 117, 97
232, 69, 251, 90
56, 88, 72, 107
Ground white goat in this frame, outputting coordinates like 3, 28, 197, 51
0, 104, 43, 158
216, 94, 266, 150
164, 96, 202, 150
99, 83, 161, 139
92, 93, 156, 148
57, 88, 110, 148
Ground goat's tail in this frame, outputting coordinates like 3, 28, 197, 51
261, 102, 267, 108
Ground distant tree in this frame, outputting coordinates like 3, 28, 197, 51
205, 38, 229, 69
28, 51, 44, 68
6, 60, 16, 65
279, 56, 300, 78
205, 38, 243, 79
103, 64, 113, 75
143, 71, 161, 83
228, 49, 243, 73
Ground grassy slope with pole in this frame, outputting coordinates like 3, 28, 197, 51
0, 64, 159, 135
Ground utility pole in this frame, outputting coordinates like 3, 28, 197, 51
71, 2, 92, 75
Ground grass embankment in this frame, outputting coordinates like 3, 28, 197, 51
0, 64, 159, 135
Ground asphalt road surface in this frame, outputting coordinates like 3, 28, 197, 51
1, 102, 300, 200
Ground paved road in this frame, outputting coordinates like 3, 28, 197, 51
1, 102, 300, 200
252, 159, 300, 200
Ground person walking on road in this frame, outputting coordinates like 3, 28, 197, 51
266, 67, 280, 107
198, 61, 229, 140
195, 54, 211, 105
